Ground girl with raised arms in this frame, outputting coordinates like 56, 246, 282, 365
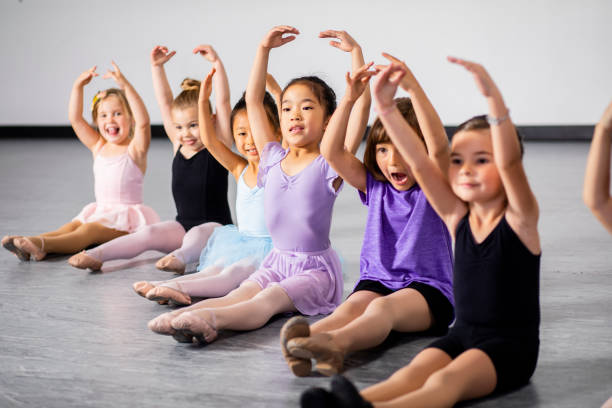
301, 57, 541, 408
2, 63, 159, 261
67, 45, 232, 273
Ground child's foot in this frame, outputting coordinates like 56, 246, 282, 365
148, 312, 180, 336
171, 310, 218, 344
280, 316, 312, 377
2, 235, 30, 261
155, 254, 185, 275
133, 281, 156, 298
14, 237, 46, 261
146, 285, 191, 306
300, 387, 340, 408
68, 251, 102, 271
330, 375, 373, 408
287, 332, 345, 376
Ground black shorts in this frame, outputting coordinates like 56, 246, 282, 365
428, 324, 539, 392
352, 279, 454, 335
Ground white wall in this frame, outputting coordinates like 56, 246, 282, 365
1, 0, 611, 126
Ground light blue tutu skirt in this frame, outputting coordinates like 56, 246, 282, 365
197, 224, 273, 271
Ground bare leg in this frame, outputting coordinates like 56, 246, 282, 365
310, 291, 381, 334
372, 349, 497, 407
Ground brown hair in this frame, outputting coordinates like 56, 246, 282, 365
91, 88, 134, 137
364, 97, 425, 182
171, 78, 209, 112
231, 91, 280, 134
453, 115, 524, 158
281, 76, 337, 119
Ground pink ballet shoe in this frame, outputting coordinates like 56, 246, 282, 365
2, 235, 30, 261
146, 286, 191, 306
147, 312, 178, 336
287, 332, 345, 376
14, 237, 46, 261
133, 281, 156, 298
171, 311, 218, 344
279, 316, 312, 377
155, 254, 185, 275
68, 251, 102, 271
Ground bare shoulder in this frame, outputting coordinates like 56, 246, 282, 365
505, 209, 541, 255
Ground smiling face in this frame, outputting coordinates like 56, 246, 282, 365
171, 106, 203, 150
375, 142, 415, 191
280, 83, 327, 149
232, 109, 259, 161
449, 129, 504, 203
95, 94, 132, 145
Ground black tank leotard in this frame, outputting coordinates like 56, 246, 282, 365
172, 146, 232, 231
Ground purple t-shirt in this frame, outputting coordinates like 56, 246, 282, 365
258, 142, 342, 252
358, 171, 454, 305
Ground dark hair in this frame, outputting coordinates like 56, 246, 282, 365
453, 115, 524, 158
281, 76, 337, 118
230, 91, 280, 133
364, 98, 425, 182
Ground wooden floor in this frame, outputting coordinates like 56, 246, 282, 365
0, 138, 611, 408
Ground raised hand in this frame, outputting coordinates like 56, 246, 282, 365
199, 67, 216, 103
319, 29, 358, 53
345, 62, 375, 102
74, 66, 99, 87
103, 61, 128, 89
447, 56, 500, 98
376, 52, 421, 93
373, 63, 406, 112
151, 46, 176, 67
261, 25, 299, 49
193, 44, 219, 62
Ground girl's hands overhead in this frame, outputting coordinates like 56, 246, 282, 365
319, 29, 358, 53
261, 25, 299, 49
151, 46, 176, 67
103, 61, 128, 89
75, 65, 98, 87
193, 44, 219, 63
376, 53, 420, 94
373, 63, 406, 112
447, 56, 500, 99
345, 62, 375, 103
199, 67, 216, 103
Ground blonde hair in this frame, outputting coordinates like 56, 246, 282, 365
91, 88, 134, 137
171, 78, 212, 114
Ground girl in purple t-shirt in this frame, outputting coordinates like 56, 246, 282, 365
281, 53, 454, 377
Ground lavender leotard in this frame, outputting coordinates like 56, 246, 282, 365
357, 172, 454, 305
246, 142, 343, 315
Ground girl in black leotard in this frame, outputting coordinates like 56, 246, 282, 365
300, 56, 541, 408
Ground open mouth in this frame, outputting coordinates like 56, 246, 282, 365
105, 126, 120, 136
391, 172, 408, 184
289, 126, 304, 134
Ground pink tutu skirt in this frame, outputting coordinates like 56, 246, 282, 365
73, 202, 160, 233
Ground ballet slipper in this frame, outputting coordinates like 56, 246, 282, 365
145, 286, 191, 306
300, 387, 340, 408
133, 281, 156, 298
2, 235, 30, 261
287, 333, 345, 376
330, 375, 373, 408
68, 251, 102, 271
147, 312, 179, 336
14, 237, 46, 261
155, 254, 185, 275
171, 311, 218, 344
279, 316, 312, 377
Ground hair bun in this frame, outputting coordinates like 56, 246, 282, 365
180, 78, 201, 91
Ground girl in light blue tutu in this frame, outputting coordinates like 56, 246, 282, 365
133, 67, 281, 306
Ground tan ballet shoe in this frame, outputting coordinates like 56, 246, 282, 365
147, 312, 178, 335
133, 281, 156, 298
171, 311, 218, 344
68, 251, 102, 271
145, 286, 191, 306
2, 235, 30, 261
287, 332, 345, 376
279, 316, 313, 377
14, 237, 46, 261
155, 254, 185, 275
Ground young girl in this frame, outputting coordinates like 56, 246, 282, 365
301, 58, 541, 407
2, 63, 159, 261
583, 99, 612, 235
133, 70, 281, 306
282, 52, 454, 378
147, 25, 348, 344
67, 45, 233, 273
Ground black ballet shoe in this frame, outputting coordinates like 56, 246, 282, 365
330, 375, 373, 408
300, 387, 340, 408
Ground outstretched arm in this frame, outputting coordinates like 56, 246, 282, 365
150, 45, 177, 145
193, 45, 233, 148
104, 62, 151, 162
246, 25, 299, 154
320, 30, 371, 154
68, 66, 102, 152
448, 57, 538, 229
373, 63, 466, 232
379, 53, 450, 174
583, 99, 612, 234
198, 68, 247, 180
320, 63, 375, 193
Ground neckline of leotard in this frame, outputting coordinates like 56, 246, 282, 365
463, 212, 505, 247
177, 145, 206, 161
278, 149, 323, 178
